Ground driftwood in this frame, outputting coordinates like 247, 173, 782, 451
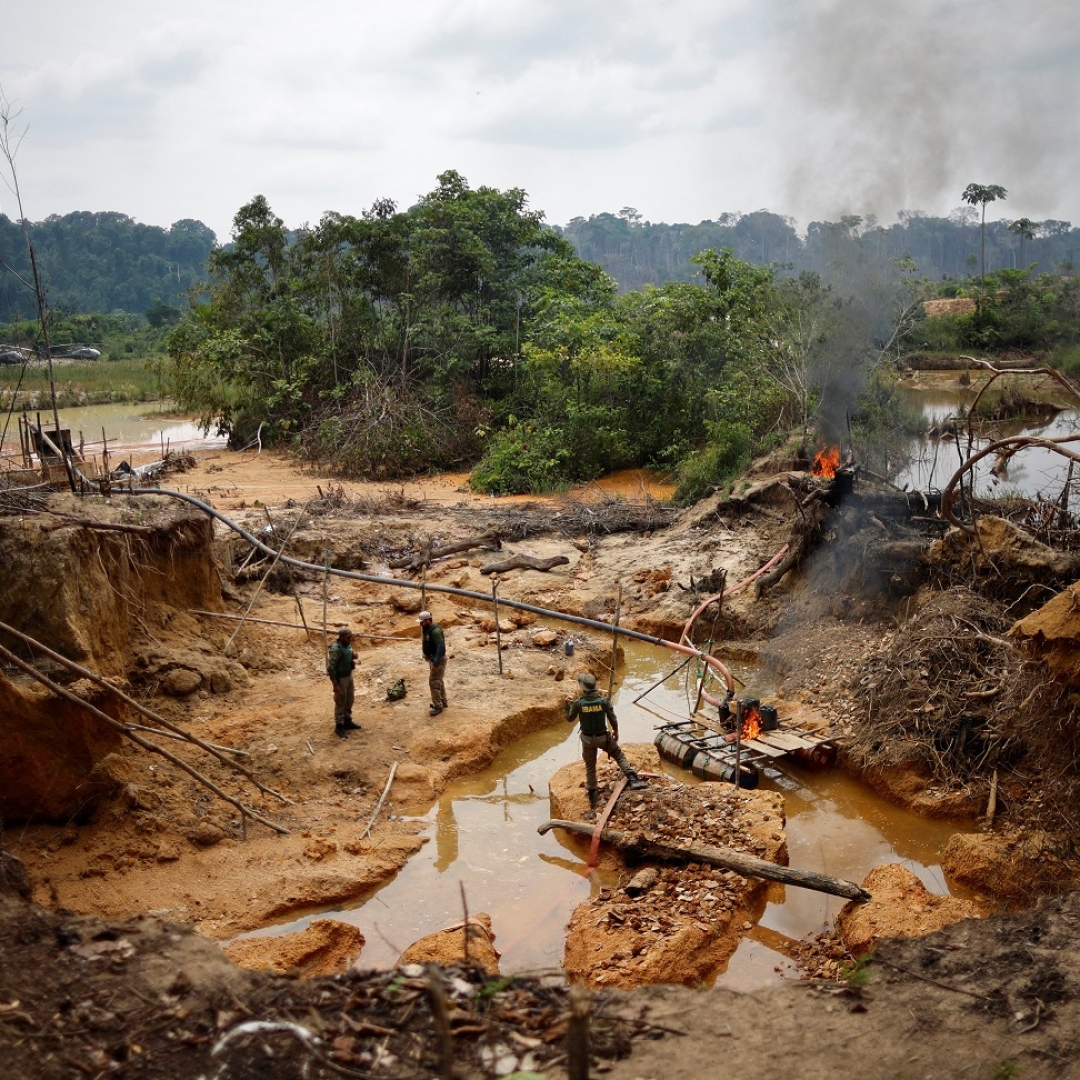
481, 554, 570, 575
38, 518, 159, 535
538, 819, 870, 902
389, 532, 502, 571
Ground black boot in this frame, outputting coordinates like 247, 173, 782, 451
335, 723, 348, 739
626, 771, 647, 791
342, 718, 361, 731
587, 788, 600, 810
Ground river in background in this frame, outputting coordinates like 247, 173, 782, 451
240, 640, 967, 990
4, 401, 227, 466
893, 372, 1080, 499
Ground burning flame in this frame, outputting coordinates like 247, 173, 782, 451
811, 445, 841, 479
724, 704, 762, 743
740, 705, 762, 742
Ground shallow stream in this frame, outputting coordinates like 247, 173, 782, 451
245, 640, 968, 990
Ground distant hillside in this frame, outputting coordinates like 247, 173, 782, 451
0, 212, 216, 320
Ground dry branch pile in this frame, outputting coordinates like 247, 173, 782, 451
847, 588, 1080, 828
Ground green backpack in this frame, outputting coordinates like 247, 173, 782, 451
385, 678, 407, 702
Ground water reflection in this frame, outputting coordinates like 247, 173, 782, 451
894, 378, 1080, 499
254, 640, 969, 989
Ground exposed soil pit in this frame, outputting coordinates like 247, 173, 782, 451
5, 444, 1080, 1076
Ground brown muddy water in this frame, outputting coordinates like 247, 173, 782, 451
244, 640, 968, 990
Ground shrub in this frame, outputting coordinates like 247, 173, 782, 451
672, 421, 750, 504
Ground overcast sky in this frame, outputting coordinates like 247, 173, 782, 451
2, 0, 1077, 241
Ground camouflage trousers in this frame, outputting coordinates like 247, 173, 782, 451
332, 674, 355, 726
579, 732, 633, 790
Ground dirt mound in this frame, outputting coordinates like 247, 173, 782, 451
835, 863, 984, 956
1012, 580, 1080, 686
550, 761, 788, 989
223, 919, 365, 976
396, 913, 502, 974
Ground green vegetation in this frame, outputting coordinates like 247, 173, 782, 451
0, 357, 165, 410
0, 211, 214, 318
163, 174, 930, 494
15, 176, 1077, 493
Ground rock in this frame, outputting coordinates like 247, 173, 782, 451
189, 821, 226, 847
397, 913, 501, 975
836, 864, 984, 957
390, 593, 423, 614
531, 630, 559, 647
223, 919, 365, 976
161, 668, 203, 696
302, 837, 338, 862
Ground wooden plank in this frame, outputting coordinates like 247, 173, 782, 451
740, 738, 788, 759
756, 730, 817, 751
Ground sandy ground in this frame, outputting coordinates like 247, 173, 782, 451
5, 449, 791, 951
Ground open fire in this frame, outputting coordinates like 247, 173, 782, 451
811, 445, 842, 479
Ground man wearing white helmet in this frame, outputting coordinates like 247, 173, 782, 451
565, 672, 647, 810
418, 611, 448, 716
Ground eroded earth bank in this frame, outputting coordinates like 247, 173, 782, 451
4, 445, 1080, 1078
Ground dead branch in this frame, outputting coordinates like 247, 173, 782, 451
538, 819, 870, 901
389, 531, 503, 571
481, 553, 570, 575
0, 619, 293, 805
0, 640, 289, 835
361, 762, 398, 839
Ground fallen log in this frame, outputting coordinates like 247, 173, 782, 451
538, 819, 870, 902
389, 531, 503, 571
481, 554, 570, 575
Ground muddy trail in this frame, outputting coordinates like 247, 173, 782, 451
4, 445, 1080, 1078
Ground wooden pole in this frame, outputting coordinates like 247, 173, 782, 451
733, 697, 743, 789
607, 581, 622, 700
361, 761, 398, 838
492, 578, 503, 675
322, 547, 331, 662
538, 819, 871, 902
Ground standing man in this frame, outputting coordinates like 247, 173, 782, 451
418, 611, 447, 716
565, 672, 646, 810
327, 626, 361, 738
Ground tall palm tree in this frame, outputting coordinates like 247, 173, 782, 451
961, 183, 1008, 280
1008, 217, 1036, 268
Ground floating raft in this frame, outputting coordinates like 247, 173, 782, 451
655, 717, 838, 789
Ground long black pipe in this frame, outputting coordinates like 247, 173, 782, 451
125, 485, 734, 691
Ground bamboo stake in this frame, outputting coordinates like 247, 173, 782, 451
322, 547, 331, 662
294, 593, 311, 643
567, 984, 591, 1080
985, 768, 999, 826
225, 501, 309, 654
361, 761, 398, 839
632, 654, 693, 704
0, 640, 288, 835
0, 619, 292, 805
492, 578, 503, 675
607, 581, 622, 700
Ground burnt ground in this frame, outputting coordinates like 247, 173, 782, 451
5, 447, 1080, 1077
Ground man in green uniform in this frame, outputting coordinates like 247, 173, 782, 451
565, 672, 646, 810
327, 626, 361, 738
419, 611, 448, 715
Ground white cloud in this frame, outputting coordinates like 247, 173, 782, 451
1, 0, 1075, 239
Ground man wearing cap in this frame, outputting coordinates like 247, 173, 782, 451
327, 627, 361, 738
565, 672, 646, 810
418, 611, 447, 716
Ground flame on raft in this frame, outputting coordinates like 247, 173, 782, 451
725, 703, 762, 743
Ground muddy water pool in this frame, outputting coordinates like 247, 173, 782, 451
49, 401, 226, 460
254, 640, 968, 990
